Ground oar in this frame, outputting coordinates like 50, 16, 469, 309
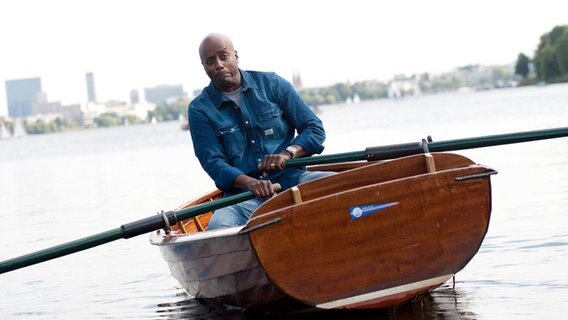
285, 126, 568, 167
0, 185, 280, 274
2, 126, 568, 274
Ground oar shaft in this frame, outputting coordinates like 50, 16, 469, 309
429, 126, 568, 152
0, 190, 259, 274
175, 190, 257, 221
286, 126, 568, 167
0, 229, 123, 274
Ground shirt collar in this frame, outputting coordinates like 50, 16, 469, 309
205, 69, 257, 109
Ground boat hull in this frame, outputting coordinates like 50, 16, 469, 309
150, 227, 290, 309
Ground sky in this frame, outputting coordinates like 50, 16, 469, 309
1, 0, 567, 116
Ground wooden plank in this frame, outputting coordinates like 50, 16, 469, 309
424, 153, 436, 172
246, 157, 492, 307
290, 187, 303, 204
172, 190, 222, 233
254, 153, 473, 215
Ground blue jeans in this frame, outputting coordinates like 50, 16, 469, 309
207, 171, 335, 230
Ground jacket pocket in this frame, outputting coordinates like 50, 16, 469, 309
216, 125, 245, 165
257, 107, 287, 140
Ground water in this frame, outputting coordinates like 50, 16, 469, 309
1, 84, 568, 319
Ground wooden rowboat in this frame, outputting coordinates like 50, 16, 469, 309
150, 152, 496, 310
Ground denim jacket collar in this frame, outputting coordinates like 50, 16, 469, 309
205, 69, 258, 109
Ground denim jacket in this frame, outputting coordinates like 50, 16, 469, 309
188, 70, 325, 193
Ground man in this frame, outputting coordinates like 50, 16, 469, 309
188, 33, 331, 230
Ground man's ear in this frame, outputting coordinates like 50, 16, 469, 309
235, 50, 239, 61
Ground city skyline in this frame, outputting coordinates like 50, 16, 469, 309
1, 0, 568, 116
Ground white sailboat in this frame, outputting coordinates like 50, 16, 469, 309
413, 80, 422, 97
388, 81, 402, 99
353, 93, 361, 104
179, 113, 189, 130
1, 123, 11, 139
13, 119, 27, 139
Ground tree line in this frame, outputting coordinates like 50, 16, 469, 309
17, 103, 187, 135
516, 25, 568, 84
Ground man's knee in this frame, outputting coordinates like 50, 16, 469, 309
208, 207, 238, 230
207, 199, 262, 230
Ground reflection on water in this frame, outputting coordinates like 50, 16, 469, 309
154, 291, 244, 319
153, 284, 477, 320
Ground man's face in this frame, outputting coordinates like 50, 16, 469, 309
200, 38, 241, 92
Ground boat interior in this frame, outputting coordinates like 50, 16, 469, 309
171, 153, 470, 234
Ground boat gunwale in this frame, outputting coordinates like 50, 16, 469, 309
246, 163, 489, 227
149, 225, 243, 245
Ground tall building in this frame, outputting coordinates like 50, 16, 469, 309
292, 71, 303, 90
144, 85, 184, 105
5, 77, 42, 118
130, 89, 140, 105
86, 72, 96, 102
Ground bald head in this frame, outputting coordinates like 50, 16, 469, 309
198, 33, 241, 92
199, 33, 236, 62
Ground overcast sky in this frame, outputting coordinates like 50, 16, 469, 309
1, 0, 567, 116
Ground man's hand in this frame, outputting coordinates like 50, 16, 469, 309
245, 179, 276, 198
233, 175, 276, 198
261, 153, 292, 176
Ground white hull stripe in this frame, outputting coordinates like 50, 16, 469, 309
316, 274, 454, 309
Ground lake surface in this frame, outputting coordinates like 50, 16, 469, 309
1, 83, 567, 319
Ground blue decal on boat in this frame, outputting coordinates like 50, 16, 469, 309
349, 202, 399, 221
